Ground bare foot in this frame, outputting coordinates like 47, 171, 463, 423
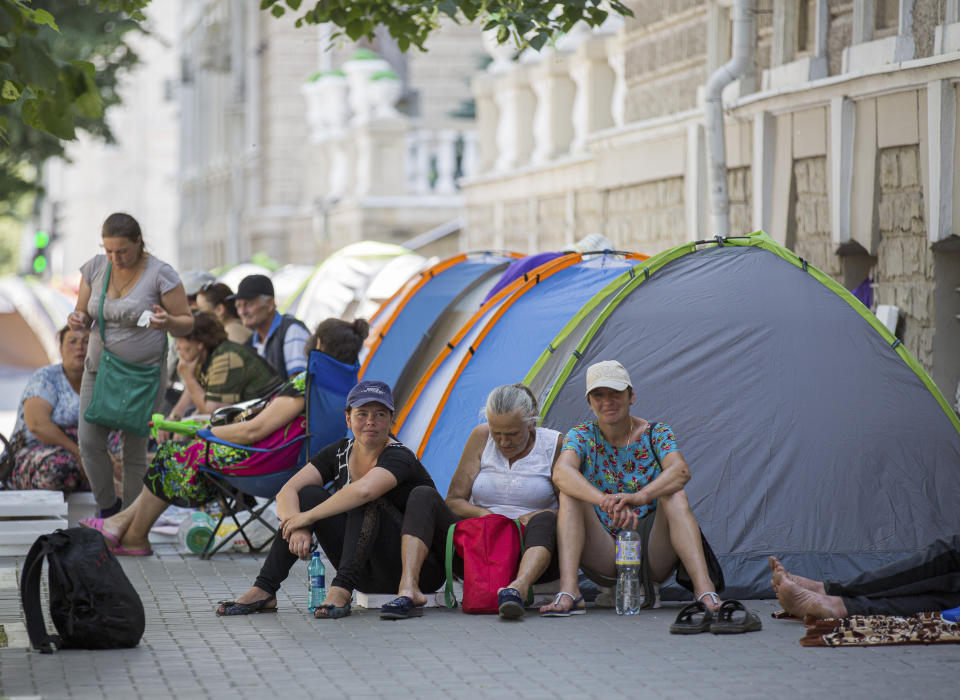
768, 556, 825, 594
695, 591, 721, 612
538, 590, 583, 614
775, 575, 847, 620
231, 586, 276, 608
396, 587, 427, 607
499, 580, 529, 601
321, 585, 353, 608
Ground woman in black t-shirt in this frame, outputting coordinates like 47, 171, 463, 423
216, 380, 440, 619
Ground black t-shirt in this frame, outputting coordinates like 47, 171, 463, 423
309, 438, 437, 513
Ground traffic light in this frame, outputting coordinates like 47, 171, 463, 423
32, 229, 50, 275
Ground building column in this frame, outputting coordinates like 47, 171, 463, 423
530, 55, 575, 164
493, 67, 536, 171
752, 111, 775, 234
472, 74, 499, 174
926, 80, 957, 244
829, 96, 857, 250
569, 36, 615, 153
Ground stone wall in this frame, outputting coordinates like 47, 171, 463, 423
826, 2, 853, 77
502, 199, 535, 253
873, 145, 935, 371
791, 156, 841, 277
603, 177, 686, 254
622, 6, 708, 123
538, 194, 569, 251
728, 166, 752, 235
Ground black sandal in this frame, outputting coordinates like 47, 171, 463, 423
710, 599, 762, 634
669, 601, 713, 634
215, 596, 278, 616
315, 602, 351, 619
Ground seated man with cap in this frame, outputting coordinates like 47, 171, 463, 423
539, 360, 723, 617
231, 274, 310, 379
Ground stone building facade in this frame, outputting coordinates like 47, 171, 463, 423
461, 0, 960, 403
177, 1, 483, 269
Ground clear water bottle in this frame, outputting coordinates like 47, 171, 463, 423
307, 551, 326, 612
615, 528, 642, 615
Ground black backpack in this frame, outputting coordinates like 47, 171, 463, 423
21, 527, 145, 652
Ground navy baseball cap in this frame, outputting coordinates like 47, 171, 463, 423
346, 380, 395, 412
229, 274, 274, 300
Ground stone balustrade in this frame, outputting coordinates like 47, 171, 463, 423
472, 16, 625, 175
300, 51, 474, 202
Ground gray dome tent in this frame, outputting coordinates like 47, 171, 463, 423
529, 231, 960, 599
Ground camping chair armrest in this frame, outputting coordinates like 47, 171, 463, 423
195, 429, 306, 454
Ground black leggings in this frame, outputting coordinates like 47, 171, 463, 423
825, 535, 960, 615
401, 485, 560, 583
253, 485, 444, 596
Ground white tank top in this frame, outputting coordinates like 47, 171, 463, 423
470, 426, 560, 519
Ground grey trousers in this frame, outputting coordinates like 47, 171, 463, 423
78, 369, 166, 509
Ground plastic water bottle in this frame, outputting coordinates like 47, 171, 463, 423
307, 552, 326, 612
615, 528, 642, 615
177, 511, 216, 554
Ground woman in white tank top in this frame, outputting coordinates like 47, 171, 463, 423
385, 384, 564, 620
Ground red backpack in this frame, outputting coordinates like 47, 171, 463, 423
443, 514, 531, 614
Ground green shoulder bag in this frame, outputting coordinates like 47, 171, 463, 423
83, 263, 165, 437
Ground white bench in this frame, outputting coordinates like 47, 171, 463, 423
0, 490, 68, 556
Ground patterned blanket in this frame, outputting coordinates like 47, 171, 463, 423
800, 613, 960, 647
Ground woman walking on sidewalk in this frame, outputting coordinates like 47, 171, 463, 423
69, 213, 193, 516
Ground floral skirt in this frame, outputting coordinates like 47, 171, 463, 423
11, 427, 89, 493
143, 417, 306, 508
10, 428, 124, 494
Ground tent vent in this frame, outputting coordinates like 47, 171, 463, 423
891, 339, 902, 349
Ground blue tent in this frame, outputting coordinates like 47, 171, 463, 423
397, 253, 644, 491
359, 252, 519, 390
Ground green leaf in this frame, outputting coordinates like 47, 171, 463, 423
438, 0, 458, 19
496, 25, 508, 43
271, 5, 285, 17
69, 60, 96, 80
260, 0, 277, 9
22, 96, 75, 140
345, 19, 366, 40
31, 9, 60, 32
1, 80, 20, 103
527, 31, 549, 52
11, 36, 60, 92
285, 0, 302, 9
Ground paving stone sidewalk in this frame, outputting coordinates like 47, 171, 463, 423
1, 544, 957, 699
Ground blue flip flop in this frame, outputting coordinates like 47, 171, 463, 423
380, 595, 425, 620
540, 592, 586, 617
498, 588, 525, 619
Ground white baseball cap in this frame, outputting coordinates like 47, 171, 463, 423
585, 360, 632, 396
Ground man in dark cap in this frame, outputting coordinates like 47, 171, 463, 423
231, 274, 309, 379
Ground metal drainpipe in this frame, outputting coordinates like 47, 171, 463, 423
704, 0, 755, 238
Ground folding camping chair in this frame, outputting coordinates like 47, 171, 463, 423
194, 350, 359, 559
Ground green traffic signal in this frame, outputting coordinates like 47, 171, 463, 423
34, 230, 50, 249
32, 254, 48, 274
